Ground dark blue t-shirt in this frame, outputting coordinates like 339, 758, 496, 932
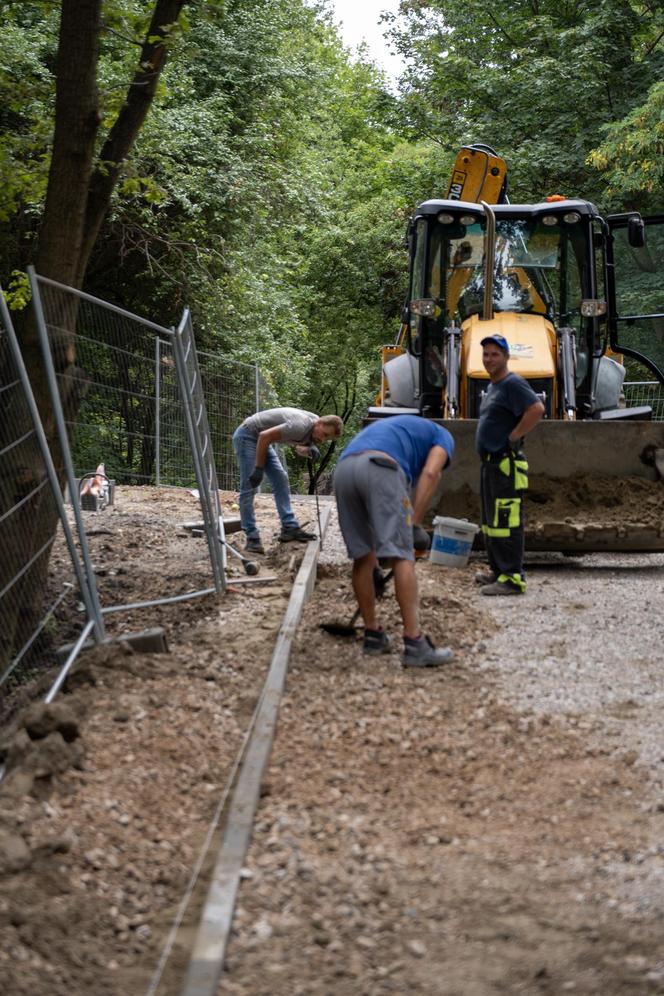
339, 415, 454, 483
475, 373, 541, 454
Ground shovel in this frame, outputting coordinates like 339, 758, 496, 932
320, 568, 393, 638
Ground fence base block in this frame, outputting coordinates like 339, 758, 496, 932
56, 627, 169, 663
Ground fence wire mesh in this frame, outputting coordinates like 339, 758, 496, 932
156, 341, 276, 489
623, 381, 664, 421
0, 294, 99, 721
31, 271, 225, 615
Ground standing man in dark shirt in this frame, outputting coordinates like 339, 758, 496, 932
475, 335, 544, 596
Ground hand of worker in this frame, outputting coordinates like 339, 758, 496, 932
248, 466, 264, 488
413, 524, 431, 552
508, 435, 524, 455
308, 444, 321, 463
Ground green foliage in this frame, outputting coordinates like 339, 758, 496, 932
588, 81, 664, 211
2, 0, 663, 464
390, 0, 664, 207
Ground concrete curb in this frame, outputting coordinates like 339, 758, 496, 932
180, 506, 331, 996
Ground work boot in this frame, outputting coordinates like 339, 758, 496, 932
279, 526, 317, 543
480, 579, 524, 596
245, 536, 265, 555
363, 628, 392, 656
474, 569, 497, 585
402, 635, 454, 668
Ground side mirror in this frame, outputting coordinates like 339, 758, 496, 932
628, 216, 645, 249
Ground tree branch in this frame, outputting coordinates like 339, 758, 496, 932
76, 0, 188, 284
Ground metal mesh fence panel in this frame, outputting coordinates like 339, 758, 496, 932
197, 350, 258, 490
30, 271, 225, 616
156, 343, 266, 490
623, 382, 664, 420
174, 310, 225, 590
155, 338, 195, 487
0, 293, 102, 721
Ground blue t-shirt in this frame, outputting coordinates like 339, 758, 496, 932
475, 372, 541, 454
339, 415, 454, 483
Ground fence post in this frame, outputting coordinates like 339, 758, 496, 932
26, 266, 106, 642
172, 310, 226, 593
155, 336, 161, 486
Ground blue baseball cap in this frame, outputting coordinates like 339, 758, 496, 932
480, 334, 510, 354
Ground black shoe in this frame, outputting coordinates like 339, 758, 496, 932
279, 526, 316, 543
480, 579, 524, 596
363, 629, 392, 656
245, 537, 265, 555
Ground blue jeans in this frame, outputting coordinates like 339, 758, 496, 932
232, 425, 299, 539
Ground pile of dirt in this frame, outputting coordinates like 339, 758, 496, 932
437, 475, 663, 546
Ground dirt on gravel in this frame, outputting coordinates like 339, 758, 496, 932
1, 487, 664, 996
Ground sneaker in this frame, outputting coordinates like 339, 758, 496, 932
480, 579, 524, 596
402, 635, 454, 668
474, 569, 497, 585
363, 628, 392, 656
279, 526, 317, 543
245, 537, 265, 555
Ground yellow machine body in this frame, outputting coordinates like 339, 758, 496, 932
370, 145, 664, 552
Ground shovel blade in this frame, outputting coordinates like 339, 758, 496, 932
319, 622, 359, 638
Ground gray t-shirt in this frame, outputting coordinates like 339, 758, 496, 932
475, 373, 540, 454
243, 407, 319, 444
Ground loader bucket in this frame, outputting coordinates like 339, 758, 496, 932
432, 419, 664, 553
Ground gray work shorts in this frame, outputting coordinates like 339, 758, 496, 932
333, 452, 414, 561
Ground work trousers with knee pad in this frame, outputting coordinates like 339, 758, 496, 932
480, 450, 528, 590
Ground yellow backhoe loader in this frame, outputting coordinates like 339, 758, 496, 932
370, 145, 664, 551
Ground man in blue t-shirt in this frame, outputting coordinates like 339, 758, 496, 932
334, 415, 455, 667
475, 334, 544, 595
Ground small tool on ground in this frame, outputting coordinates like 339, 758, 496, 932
190, 524, 260, 575
320, 567, 393, 637
220, 537, 260, 576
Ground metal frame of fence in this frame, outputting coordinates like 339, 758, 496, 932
27, 268, 227, 643
0, 290, 103, 708
173, 308, 226, 591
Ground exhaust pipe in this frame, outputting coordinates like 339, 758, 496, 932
480, 200, 496, 321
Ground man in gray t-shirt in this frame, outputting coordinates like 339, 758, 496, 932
233, 408, 343, 553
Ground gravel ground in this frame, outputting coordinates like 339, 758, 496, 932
1, 489, 664, 995
224, 503, 664, 996
481, 551, 664, 768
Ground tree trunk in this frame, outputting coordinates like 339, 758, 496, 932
35, 0, 101, 290
2, 0, 189, 671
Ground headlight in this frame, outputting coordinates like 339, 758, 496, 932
581, 299, 607, 317
410, 298, 441, 318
